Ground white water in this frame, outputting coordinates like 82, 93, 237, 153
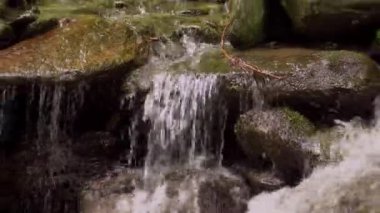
82, 73, 252, 213
247, 100, 380, 213
143, 73, 227, 179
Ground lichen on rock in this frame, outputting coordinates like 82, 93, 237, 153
0, 16, 147, 79
235, 107, 317, 185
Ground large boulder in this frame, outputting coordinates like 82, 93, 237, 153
0, 16, 146, 78
178, 47, 380, 124
282, 0, 380, 40
221, 48, 380, 124
262, 49, 380, 124
230, 0, 265, 48
235, 108, 317, 184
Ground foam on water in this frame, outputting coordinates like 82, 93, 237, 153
247, 99, 380, 213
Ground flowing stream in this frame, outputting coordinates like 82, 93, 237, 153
2, 1, 380, 213
247, 101, 380, 213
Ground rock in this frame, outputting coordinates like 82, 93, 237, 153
217, 48, 380, 124
230, 0, 265, 48
167, 47, 380, 124
233, 166, 285, 195
0, 20, 14, 48
0, 16, 147, 78
20, 17, 58, 39
235, 108, 317, 184
262, 49, 380, 124
128, 12, 226, 44
282, 0, 380, 40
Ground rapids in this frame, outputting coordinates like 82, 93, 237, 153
247, 99, 380, 213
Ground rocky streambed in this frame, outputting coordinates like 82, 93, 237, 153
0, 0, 380, 213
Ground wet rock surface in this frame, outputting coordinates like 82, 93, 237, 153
282, 0, 380, 40
0, 16, 146, 78
205, 48, 380, 125
235, 108, 317, 184
229, 0, 265, 48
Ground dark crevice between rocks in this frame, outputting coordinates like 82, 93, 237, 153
264, 0, 294, 42
267, 89, 378, 127
222, 91, 273, 171
261, 0, 377, 50
220, 78, 277, 196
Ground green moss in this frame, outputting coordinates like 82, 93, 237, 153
38, 3, 104, 20
232, 48, 317, 74
281, 0, 311, 30
125, 12, 226, 42
0, 16, 145, 76
283, 107, 315, 135
198, 50, 230, 74
318, 50, 380, 84
230, 0, 265, 48
376, 29, 380, 45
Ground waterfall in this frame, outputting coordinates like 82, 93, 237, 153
0, 86, 18, 144
142, 73, 227, 182
82, 73, 250, 213
246, 99, 380, 213
35, 82, 86, 143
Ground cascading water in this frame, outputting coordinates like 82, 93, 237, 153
142, 73, 227, 177
0, 86, 17, 142
246, 100, 380, 213
82, 72, 250, 213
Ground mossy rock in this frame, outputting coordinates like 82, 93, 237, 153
0, 20, 15, 48
115, 0, 225, 15
219, 48, 380, 125
282, 0, 380, 40
124, 9, 226, 44
176, 47, 380, 125
235, 107, 317, 184
263, 49, 380, 124
230, 0, 265, 48
0, 16, 148, 79
168, 48, 231, 74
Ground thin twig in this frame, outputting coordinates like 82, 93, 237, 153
220, 9, 282, 79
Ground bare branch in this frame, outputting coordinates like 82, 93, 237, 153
220, 7, 283, 80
